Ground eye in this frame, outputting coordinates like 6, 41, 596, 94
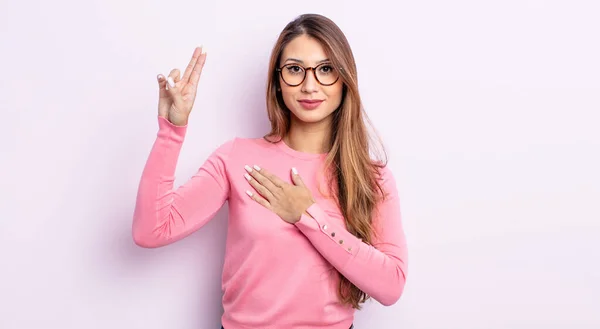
285, 65, 304, 75
318, 65, 334, 74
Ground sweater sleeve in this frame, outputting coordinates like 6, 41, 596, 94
293, 166, 408, 306
132, 115, 234, 248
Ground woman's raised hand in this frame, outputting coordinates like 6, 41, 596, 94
156, 46, 207, 126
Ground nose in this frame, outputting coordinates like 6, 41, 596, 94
301, 68, 319, 93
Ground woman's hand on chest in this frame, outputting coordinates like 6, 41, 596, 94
243, 164, 314, 224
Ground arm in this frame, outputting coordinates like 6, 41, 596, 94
294, 166, 408, 306
132, 115, 233, 248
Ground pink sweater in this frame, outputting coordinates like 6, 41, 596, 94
133, 116, 408, 329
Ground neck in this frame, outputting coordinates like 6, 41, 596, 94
284, 116, 332, 154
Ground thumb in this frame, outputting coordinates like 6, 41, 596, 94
165, 76, 178, 94
165, 75, 186, 109
291, 167, 305, 186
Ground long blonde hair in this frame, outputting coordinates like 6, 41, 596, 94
264, 14, 388, 309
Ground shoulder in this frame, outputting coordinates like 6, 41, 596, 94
223, 136, 274, 152
211, 136, 276, 159
373, 161, 399, 196
373, 160, 396, 183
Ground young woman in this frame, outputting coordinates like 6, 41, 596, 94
133, 13, 408, 329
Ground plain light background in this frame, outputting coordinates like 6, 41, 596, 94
1, 0, 599, 328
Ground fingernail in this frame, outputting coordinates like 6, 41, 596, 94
292, 167, 298, 175
253, 165, 261, 171
167, 77, 175, 88
244, 173, 252, 181
244, 165, 252, 172
157, 74, 164, 81
246, 190, 253, 197
201, 46, 206, 54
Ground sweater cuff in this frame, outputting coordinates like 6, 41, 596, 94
157, 115, 187, 143
295, 203, 358, 256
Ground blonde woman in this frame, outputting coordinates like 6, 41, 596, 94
133, 13, 408, 329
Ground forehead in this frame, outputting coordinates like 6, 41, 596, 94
281, 35, 328, 65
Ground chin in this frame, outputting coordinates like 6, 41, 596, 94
291, 108, 333, 124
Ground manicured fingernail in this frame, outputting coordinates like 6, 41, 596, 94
167, 77, 175, 88
244, 165, 252, 172
253, 165, 261, 171
157, 74, 164, 81
244, 173, 252, 181
246, 190, 253, 197
292, 167, 298, 175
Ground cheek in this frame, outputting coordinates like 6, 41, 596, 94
280, 86, 299, 105
280, 90, 294, 107
325, 85, 344, 105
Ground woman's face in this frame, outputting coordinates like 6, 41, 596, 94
278, 35, 344, 126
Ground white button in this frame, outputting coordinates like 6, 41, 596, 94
322, 224, 328, 230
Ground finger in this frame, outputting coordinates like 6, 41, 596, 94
157, 74, 168, 96
189, 50, 207, 87
251, 165, 286, 188
245, 190, 271, 209
291, 167, 305, 187
165, 69, 181, 93
245, 165, 281, 192
181, 46, 202, 83
168, 68, 181, 83
244, 172, 275, 200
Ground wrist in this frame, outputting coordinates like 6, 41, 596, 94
292, 212, 307, 225
295, 202, 315, 224
168, 113, 188, 126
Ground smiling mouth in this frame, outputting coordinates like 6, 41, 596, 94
298, 99, 324, 110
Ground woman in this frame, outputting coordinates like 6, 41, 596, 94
133, 13, 408, 329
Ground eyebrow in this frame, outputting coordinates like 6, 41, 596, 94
283, 58, 331, 65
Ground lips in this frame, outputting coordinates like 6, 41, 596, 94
298, 99, 324, 110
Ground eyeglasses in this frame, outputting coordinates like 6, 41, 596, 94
276, 63, 340, 87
